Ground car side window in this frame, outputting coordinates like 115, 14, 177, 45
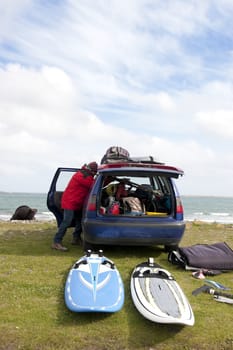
52, 171, 77, 213
56, 172, 75, 191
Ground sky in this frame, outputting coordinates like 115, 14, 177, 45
0, 0, 233, 196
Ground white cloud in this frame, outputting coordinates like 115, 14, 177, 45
0, 1, 233, 195
0, 0, 31, 39
196, 110, 233, 138
0, 64, 78, 138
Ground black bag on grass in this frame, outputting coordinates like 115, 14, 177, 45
168, 242, 233, 271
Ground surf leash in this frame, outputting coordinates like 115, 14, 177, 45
214, 295, 233, 304
205, 279, 231, 290
192, 284, 233, 304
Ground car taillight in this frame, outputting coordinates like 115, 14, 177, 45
176, 197, 184, 219
87, 195, 97, 211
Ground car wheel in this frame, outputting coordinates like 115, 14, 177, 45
82, 239, 94, 251
82, 240, 104, 253
164, 244, 178, 252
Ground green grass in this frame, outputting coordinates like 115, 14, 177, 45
0, 221, 233, 350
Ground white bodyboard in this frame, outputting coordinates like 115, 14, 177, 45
130, 258, 194, 326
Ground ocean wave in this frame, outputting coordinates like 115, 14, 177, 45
184, 213, 233, 224
210, 212, 230, 217
0, 211, 55, 222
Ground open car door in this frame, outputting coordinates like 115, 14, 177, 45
47, 167, 79, 226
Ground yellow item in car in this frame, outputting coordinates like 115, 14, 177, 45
106, 184, 117, 196
146, 212, 167, 216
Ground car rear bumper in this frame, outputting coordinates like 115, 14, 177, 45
83, 218, 186, 246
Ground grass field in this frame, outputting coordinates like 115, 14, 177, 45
0, 221, 233, 350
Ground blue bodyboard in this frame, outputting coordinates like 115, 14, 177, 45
65, 251, 124, 312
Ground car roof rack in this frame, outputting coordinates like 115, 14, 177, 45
98, 157, 184, 176
129, 156, 164, 165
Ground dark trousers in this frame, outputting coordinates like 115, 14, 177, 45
53, 209, 82, 243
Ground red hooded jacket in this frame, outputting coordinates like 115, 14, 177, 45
61, 166, 95, 211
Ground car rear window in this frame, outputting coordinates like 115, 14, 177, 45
99, 173, 173, 216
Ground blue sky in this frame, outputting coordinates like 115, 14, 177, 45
0, 0, 233, 195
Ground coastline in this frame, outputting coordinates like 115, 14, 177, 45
1, 220, 232, 248
1, 218, 233, 223
1, 219, 233, 227
1, 193, 233, 223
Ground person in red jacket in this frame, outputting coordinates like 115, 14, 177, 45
52, 161, 98, 251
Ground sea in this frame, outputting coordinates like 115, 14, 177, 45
0, 192, 233, 224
